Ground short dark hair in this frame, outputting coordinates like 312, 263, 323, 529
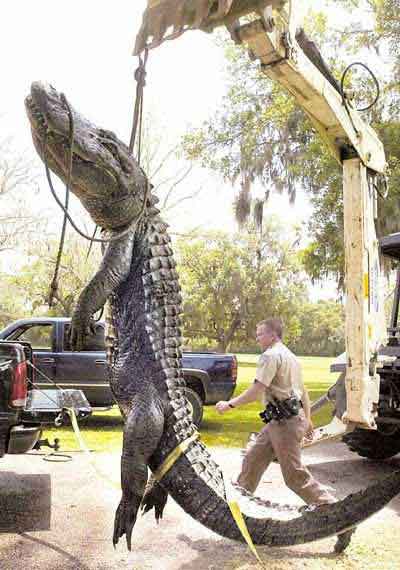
257, 318, 283, 339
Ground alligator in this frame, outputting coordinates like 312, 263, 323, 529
25, 81, 400, 554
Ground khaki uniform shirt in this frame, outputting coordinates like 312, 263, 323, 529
255, 341, 304, 406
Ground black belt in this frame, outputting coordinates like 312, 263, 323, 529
260, 396, 302, 424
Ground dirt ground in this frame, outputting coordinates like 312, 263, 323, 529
0, 440, 399, 570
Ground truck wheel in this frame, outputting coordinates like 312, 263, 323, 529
183, 387, 204, 428
342, 426, 400, 460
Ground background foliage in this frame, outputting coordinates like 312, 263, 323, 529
6, 0, 400, 355
176, 226, 344, 355
183, 0, 400, 285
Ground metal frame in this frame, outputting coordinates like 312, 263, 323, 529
135, 0, 389, 431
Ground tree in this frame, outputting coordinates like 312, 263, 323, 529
176, 222, 308, 352
135, 115, 203, 222
0, 127, 40, 253
182, 4, 400, 284
293, 300, 345, 356
0, 278, 27, 329
3, 236, 102, 320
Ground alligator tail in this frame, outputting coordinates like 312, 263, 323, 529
157, 440, 400, 546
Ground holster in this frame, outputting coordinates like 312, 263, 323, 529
259, 396, 302, 424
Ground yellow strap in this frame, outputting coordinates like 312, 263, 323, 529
363, 273, 369, 298
228, 500, 265, 568
66, 410, 263, 565
153, 430, 264, 567
153, 431, 199, 481
65, 408, 121, 490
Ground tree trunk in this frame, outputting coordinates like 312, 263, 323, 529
217, 313, 241, 352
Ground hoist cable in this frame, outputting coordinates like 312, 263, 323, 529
129, 48, 149, 157
340, 61, 380, 113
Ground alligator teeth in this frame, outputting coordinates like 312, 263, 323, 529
165, 316, 181, 327
168, 388, 183, 400
147, 316, 181, 330
150, 336, 182, 348
152, 221, 169, 232
169, 397, 187, 411
172, 406, 190, 421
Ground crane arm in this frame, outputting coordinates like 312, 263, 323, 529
134, 0, 388, 429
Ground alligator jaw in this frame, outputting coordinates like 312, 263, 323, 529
25, 81, 149, 231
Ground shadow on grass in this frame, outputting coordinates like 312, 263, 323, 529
79, 413, 124, 429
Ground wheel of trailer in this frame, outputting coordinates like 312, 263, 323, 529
342, 426, 400, 460
183, 387, 204, 427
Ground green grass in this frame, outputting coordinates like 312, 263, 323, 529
200, 354, 335, 448
42, 355, 336, 452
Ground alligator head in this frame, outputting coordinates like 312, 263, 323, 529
25, 81, 148, 230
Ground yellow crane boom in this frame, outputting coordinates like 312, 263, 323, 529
134, 0, 388, 432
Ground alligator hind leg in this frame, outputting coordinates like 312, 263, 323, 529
141, 475, 168, 522
113, 400, 164, 550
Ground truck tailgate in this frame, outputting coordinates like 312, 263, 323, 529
24, 389, 92, 425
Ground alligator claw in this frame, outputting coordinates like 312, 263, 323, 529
334, 528, 356, 553
70, 318, 95, 351
113, 498, 140, 550
141, 481, 168, 523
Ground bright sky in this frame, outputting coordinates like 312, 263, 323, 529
1, 0, 337, 296
2, 1, 312, 220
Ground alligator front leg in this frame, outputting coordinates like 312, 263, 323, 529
71, 231, 135, 350
114, 396, 164, 550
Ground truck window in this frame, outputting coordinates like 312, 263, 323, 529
63, 323, 106, 352
11, 324, 54, 351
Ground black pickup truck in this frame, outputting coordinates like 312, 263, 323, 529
0, 340, 92, 457
0, 341, 42, 456
0, 318, 237, 426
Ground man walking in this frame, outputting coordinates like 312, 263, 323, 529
215, 317, 353, 553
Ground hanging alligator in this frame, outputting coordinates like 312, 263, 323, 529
25, 82, 400, 554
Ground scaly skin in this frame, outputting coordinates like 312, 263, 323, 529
26, 82, 400, 553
